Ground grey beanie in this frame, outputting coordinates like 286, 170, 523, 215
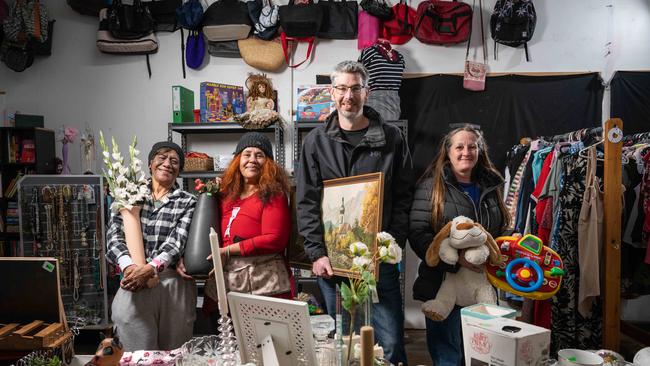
148, 141, 185, 170
234, 132, 274, 160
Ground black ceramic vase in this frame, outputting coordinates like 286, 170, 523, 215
183, 193, 220, 278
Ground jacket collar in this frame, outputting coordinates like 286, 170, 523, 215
443, 164, 504, 190
323, 106, 386, 148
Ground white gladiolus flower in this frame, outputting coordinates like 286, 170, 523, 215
133, 149, 140, 155
103, 151, 110, 158
112, 152, 121, 161
126, 182, 137, 192
349, 242, 369, 256
119, 166, 128, 176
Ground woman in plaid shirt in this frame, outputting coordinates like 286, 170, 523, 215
106, 141, 197, 351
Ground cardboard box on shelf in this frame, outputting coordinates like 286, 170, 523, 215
199, 82, 245, 123
461, 315, 550, 366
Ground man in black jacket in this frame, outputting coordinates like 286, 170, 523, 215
296, 61, 414, 365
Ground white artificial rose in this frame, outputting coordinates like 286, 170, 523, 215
379, 246, 389, 259
349, 242, 369, 257
377, 231, 395, 246
385, 243, 403, 264
352, 256, 373, 271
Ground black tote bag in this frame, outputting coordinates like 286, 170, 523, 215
318, 0, 358, 39
278, 0, 322, 38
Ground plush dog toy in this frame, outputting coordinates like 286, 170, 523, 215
422, 216, 503, 321
85, 336, 124, 366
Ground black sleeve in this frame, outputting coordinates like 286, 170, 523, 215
387, 127, 414, 248
408, 177, 458, 273
295, 131, 327, 262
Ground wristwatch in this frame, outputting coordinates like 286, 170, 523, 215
148, 258, 164, 273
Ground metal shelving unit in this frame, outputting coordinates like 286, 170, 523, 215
168, 122, 285, 188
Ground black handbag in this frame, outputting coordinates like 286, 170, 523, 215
318, 0, 358, 39
360, 0, 394, 21
278, 0, 322, 38
149, 0, 181, 32
1, 41, 34, 72
208, 40, 242, 58
107, 0, 154, 40
66, 0, 106, 17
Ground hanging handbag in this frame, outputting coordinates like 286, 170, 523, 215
149, 0, 181, 32
247, 0, 279, 40
208, 40, 242, 58
382, 0, 416, 45
280, 31, 314, 68
317, 0, 358, 39
360, 0, 393, 21
185, 30, 205, 69
239, 36, 285, 71
1, 41, 34, 72
414, 0, 472, 45
463, 0, 487, 91
357, 10, 381, 50
278, 0, 322, 38
223, 254, 292, 296
107, 0, 154, 40
202, 0, 252, 42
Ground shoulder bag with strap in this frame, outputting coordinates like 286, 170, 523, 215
463, 0, 487, 91
414, 0, 472, 45
278, 0, 322, 38
381, 0, 415, 45
280, 31, 314, 68
202, 0, 252, 42
490, 0, 536, 61
107, 0, 154, 40
317, 0, 358, 40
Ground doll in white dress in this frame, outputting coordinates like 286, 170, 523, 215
235, 73, 282, 129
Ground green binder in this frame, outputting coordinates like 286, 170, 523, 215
172, 86, 194, 123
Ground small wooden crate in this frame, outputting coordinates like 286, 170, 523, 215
0, 321, 71, 350
184, 156, 214, 172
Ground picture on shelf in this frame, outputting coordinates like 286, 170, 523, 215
200, 82, 246, 123
321, 172, 384, 278
295, 84, 335, 122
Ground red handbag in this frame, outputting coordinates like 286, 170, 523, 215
280, 31, 315, 68
414, 0, 472, 45
382, 0, 416, 45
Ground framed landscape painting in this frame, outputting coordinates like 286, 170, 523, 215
321, 172, 384, 278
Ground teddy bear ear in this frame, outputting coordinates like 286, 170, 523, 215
426, 221, 452, 267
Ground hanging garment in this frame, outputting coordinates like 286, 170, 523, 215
551, 153, 602, 353
577, 146, 604, 317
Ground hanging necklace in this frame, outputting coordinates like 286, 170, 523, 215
42, 186, 55, 252
73, 250, 81, 302
77, 186, 89, 247
30, 187, 41, 256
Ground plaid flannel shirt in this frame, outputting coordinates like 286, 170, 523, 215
106, 186, 196, 271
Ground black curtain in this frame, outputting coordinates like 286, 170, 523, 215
611, 71, 650, 135
400, 73, 604, 179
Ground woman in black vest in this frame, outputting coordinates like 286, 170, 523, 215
408, 125, 511, 366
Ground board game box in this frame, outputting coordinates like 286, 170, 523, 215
200, 82, 246, 123
295, 85, 335, 122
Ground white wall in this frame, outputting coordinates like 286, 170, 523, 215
2, 0, 650, 329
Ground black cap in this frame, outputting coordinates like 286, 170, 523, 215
148, 141, 185, 170
234, 132, 273, 160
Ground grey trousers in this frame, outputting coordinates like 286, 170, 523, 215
111, 269, 197, 351
366, 89, 401, 121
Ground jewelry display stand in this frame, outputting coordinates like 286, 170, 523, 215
17, 175, 109, 330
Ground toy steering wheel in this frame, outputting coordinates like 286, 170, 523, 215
505, 258, 544, 293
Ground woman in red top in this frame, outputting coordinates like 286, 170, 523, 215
203, 132, 294, 313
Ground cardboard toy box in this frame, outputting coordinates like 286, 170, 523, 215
295, 85, 335, 122
461, 316, 550, 366
0, 258, 73, 352
200, 82, 245, 123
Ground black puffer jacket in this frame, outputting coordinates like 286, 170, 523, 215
408, 165, 505, 302
296, 106, 414, 262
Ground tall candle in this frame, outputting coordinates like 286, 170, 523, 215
209, 227, 228, 314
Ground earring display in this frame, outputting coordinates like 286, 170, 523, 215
17, 175, 109, 329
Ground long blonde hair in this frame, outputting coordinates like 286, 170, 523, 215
423, 126, 511, 232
